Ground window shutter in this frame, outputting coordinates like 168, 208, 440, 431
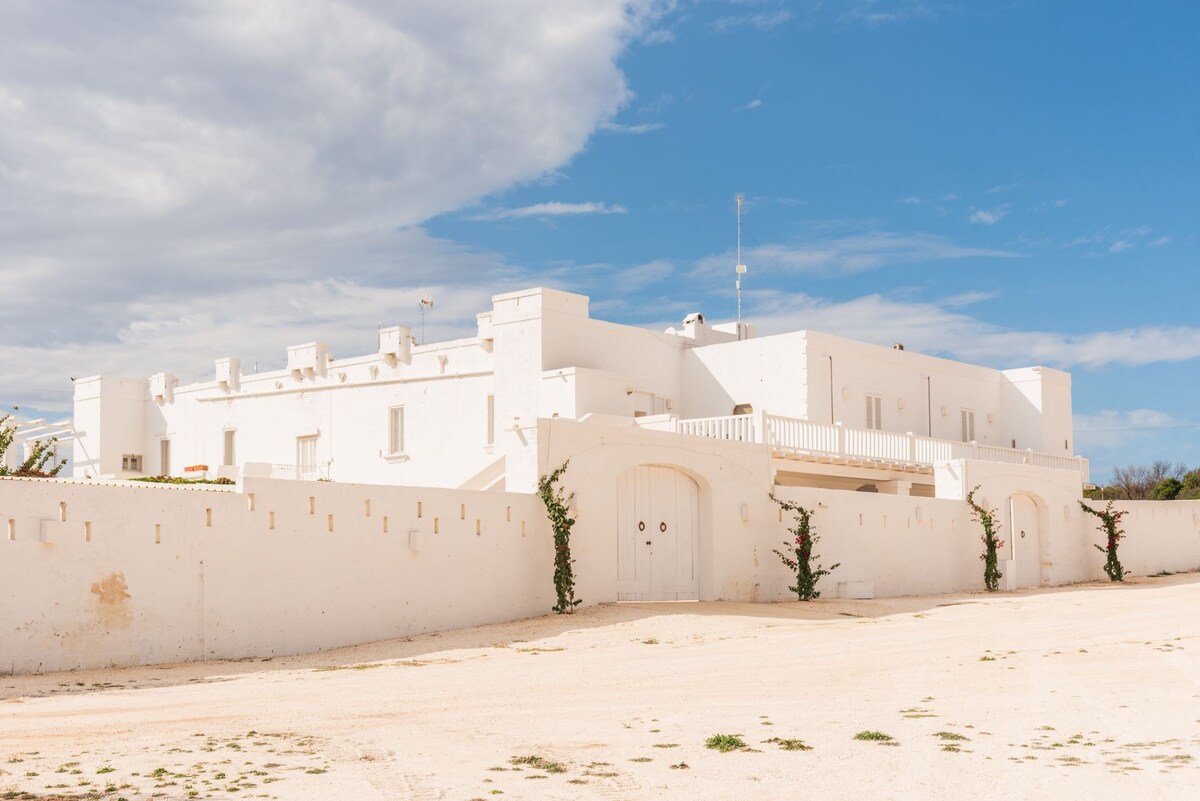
389, 407, 404, 455
874, 396, 882, 430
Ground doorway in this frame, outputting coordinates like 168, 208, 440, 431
1009, 494, 1042, 588
617, 465, 699, 601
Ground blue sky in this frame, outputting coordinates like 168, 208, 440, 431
1, 0, 1196, 480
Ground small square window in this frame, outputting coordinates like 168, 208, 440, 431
122, 453, 143, 472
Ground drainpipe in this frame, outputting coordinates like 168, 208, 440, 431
926, 375, 932, 437
828, 356, 835, 424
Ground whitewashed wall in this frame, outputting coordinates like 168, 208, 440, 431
7, 419, 1198, 675
0, 476, 550, 674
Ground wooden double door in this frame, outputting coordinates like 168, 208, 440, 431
617, 466, 699, 601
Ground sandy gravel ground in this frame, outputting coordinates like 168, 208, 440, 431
2, 574, 1198, 801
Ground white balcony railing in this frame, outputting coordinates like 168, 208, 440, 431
662, 412, 1090, 482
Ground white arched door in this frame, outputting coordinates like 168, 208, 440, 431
617, 466, 699, 601
1009, 495, 1042, 588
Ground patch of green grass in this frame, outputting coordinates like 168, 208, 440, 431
642, 638, 659, 645
854, 731, 895, 742
651, 743, 679, 749
508, 756, 565, 774
979, 656, 997, 662
705, 734, 747, 752
628, 757, 652, 763
933, 731, 969, 742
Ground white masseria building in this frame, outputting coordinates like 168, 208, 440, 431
73, 286, 1085, 495
13, 285, 1200, 675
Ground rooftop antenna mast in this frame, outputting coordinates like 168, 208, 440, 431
418, 295, 434, 344
735, 194, 747, 338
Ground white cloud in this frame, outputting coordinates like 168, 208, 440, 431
598, 121, 666, 134
969, 204, 1010, 225
694, 231, 1020, 277
744, 98, 764, 110
1069, 224, 1157, 253
1074, 409, 1189, 450
0, 0, 651, 410
845, 1, 938, 25
898, 196, 922, 205
712, 10, 793, 31
743, 290, 1200, 370
469, 201, 628, 220
984, 182, 1020, 195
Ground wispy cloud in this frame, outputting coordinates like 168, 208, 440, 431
969, 205, 1010, 225
712, 9, 793, 31
845, 1, 939, 26
599, 121, 666, 135
1069, 224, 1157, 254
984, 182, 1020, 195
743, 98, 763, 110
694, 231, 1020, 277
469, 201, 628, 221
744, 290, 1200, 370
898, 196, 922, 205
1075, 409, 1192, 449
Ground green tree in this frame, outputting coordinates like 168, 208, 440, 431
1151, 477, 1183, 500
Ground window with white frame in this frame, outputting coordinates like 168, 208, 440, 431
960, 409, 976, 442
388, 406, 405, 456
223, 429, 236, 466
122, 453, 143, 472
297, 435, 319, 479
486, 395, 495, 446
865, 394, 883, 430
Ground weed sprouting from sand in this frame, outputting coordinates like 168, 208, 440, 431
670, 761, 690, 769
854, 731, 895, 743
509, 756, 566, 774
764, 737, 812, 751
642, 638, 659, 645
933, 732, 969, 742
652, 743, 679, 749
705, 734, 747, 752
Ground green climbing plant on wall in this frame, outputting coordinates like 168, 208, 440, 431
538, 461, 581, 614
1079, 500, 1126, 582
770, 494, 839, 601
966, 486, 1004, 592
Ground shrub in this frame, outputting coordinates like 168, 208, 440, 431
705, 734, 747, 752
0, 409, 67, 477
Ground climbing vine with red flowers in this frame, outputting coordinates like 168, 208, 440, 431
770, 494, 839, 601
966, 486, 1004, 592
1079, 500, 1126, 582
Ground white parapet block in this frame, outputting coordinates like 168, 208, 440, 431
1000, 560, 1018, 591
837, 581, 874, 600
